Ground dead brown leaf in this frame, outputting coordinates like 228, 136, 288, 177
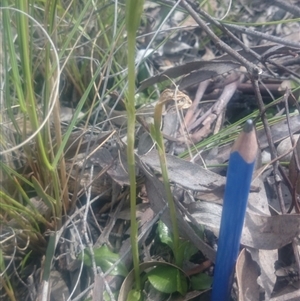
236, 248, 260, 301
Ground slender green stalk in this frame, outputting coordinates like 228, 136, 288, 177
42, 233, 56, 281
150, 102, 180, 266
15, 1, 53, 171
125, 0, 144, 292
126, 43, 140, 290
2, 4, 26, 113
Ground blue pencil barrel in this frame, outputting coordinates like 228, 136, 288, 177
211, 151, 256, 301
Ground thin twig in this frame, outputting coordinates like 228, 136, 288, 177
223, 23, 300, 49
184, 80, 210, 127
250, 76, 286, 213
265, 59, 300, 80
83, 165, 97, 276
283, 89, 300, 213
188, 73, 242, 133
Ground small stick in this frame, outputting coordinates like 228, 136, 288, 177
211, 120, 258, 301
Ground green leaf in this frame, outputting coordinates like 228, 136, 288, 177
158, 221, 198, 265
21, 251, 32, 274
182, 240, 198, 260
126, 289, 142, 301
190, 273, 213, 290
81, 245, 128, 277
189, 222, 205, 240
157, 220, 173, 250
177, 239, 198, 267
147, 265, 187, 295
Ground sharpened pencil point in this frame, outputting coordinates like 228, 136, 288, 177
243, 119, 254, 133
231, 120, 258, 163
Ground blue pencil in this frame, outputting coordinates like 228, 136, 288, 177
211, 120, 258, 301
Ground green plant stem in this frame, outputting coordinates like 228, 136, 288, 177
2, 3, 26, 113
125, 0, 144, 292
126, 75, 141, 291
16, 1, 53, 171
42, 233, 56, 281
152, 103, 180, 266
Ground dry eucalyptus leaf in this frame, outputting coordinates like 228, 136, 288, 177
277, 134, 300, 162
141, 150, 266, 206
236, 248, 260, 301
258, 115, 300, 149
247, 176, 270, 216
189, 202, 300, 249
178, 60, 241, 89
188, 201, 222, 237
140, 150, 225, 192
243, 213, 300, 250
191, 175, 262, 212
248, 248, 278, 299
139, 60, 240, 91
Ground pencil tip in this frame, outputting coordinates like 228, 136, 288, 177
243, 119, 254, 133
232, 119, 257, 163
